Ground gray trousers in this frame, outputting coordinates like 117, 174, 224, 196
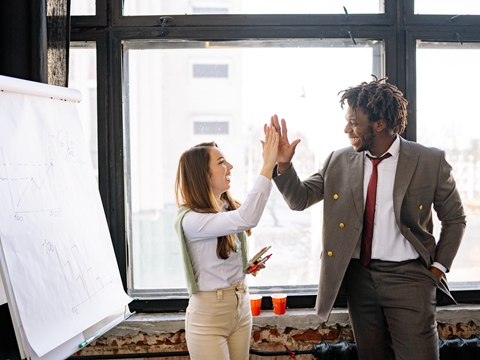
345, 258, 439, 360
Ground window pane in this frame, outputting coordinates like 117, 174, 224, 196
123, 0, 383, 16
124, 39, 382, 295
417, 42, 480, 285
415, 0, 480, 15
68, 43, 98, 180
70, 0, 95, 15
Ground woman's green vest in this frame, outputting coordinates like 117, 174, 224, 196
174, 206, 249, 295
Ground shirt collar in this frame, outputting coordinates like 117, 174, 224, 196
366, 135, 399, 159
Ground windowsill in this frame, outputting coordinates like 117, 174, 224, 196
106, 304, 480, 336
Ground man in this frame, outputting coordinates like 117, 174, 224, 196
271, 76, 466, 360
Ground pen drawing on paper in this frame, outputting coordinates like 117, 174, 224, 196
42, 239, 114, 314
0, 78, 132, 358
0, 145, 64, 217
57, 130, 82, 163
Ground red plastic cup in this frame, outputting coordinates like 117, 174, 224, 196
271, 294, 287, 315
250, 294, 263, 316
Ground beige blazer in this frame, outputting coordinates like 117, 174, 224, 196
274, 137, 466, 322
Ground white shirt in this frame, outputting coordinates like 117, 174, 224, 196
363, 136, 420, 262
352, 136, 444, 268
182, 175, 272, 291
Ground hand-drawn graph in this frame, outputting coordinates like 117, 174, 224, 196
0, 77, 132, 359
0, 146, 63, 216
57, 130, 81, 163
42, 239, 114, 314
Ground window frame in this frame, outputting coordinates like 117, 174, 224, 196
70, 0, 480, 313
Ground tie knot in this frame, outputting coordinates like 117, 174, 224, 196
367, 152, 391, 167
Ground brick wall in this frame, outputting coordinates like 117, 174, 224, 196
73, 321, 480, 360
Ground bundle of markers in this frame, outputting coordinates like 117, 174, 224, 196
246, 245, 272, 274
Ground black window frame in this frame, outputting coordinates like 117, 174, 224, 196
70, 0, 480, 313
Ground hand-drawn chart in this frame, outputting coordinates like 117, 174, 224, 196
57, 130, 82, 163
42, 239, 115, 314
0, 76, 132, 359
0, 146, 63, 216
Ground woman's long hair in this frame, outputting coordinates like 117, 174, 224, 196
175, 141, 251, 259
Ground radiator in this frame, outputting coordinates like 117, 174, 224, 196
311, 336, 480, 360
439, 336, 480, 360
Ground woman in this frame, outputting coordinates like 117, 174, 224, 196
174, 125, 278, 360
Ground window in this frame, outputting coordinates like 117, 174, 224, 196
192, 6, 229, 14
193, 121, 230, 135
70, 0, 95, 15
68, 43, 98, 180
415, 0, 480, 15
416, 42, 480, 284
124, 40, 382, 296
70, 0, 480, 312
123, 0, 384, 16
192, 63, 229, 78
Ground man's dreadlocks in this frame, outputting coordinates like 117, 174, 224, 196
338, 75, 408, 136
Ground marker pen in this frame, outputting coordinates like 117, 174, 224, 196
248, 254, 272, 274
78, 333, 101, 349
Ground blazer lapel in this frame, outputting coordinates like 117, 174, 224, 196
347, 139, 418, 225
393, 137, 418, 227
348, 150, 365, 220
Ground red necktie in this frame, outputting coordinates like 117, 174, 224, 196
360, 153, 392, 266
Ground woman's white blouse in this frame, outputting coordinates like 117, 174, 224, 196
182, 175, 272, 291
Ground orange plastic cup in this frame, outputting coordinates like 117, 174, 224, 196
250, 295, 263, 316
271, 294, 287, 315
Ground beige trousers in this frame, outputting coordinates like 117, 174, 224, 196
185, 282, 252, 360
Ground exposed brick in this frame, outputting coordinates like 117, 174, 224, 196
339, 326, 355, 343
251, 329, 262, 342
74, 322, 480, 358
321, 327, 340, 341
269, 328, 281, 337
291, 329, 323, 342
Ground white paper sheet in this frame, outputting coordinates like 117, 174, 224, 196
29, 331, 84, 360
0, 276, 6, 305
0, 76, 132, 357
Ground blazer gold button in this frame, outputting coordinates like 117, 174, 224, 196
327, 251, 333, 257
339, 223, 345, 228
419, 205, 423, 210
333, 194, 339, 200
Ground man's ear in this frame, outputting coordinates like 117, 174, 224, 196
375, 119, 387, 132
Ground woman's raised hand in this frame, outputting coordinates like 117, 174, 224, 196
259, 124, 279, 179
